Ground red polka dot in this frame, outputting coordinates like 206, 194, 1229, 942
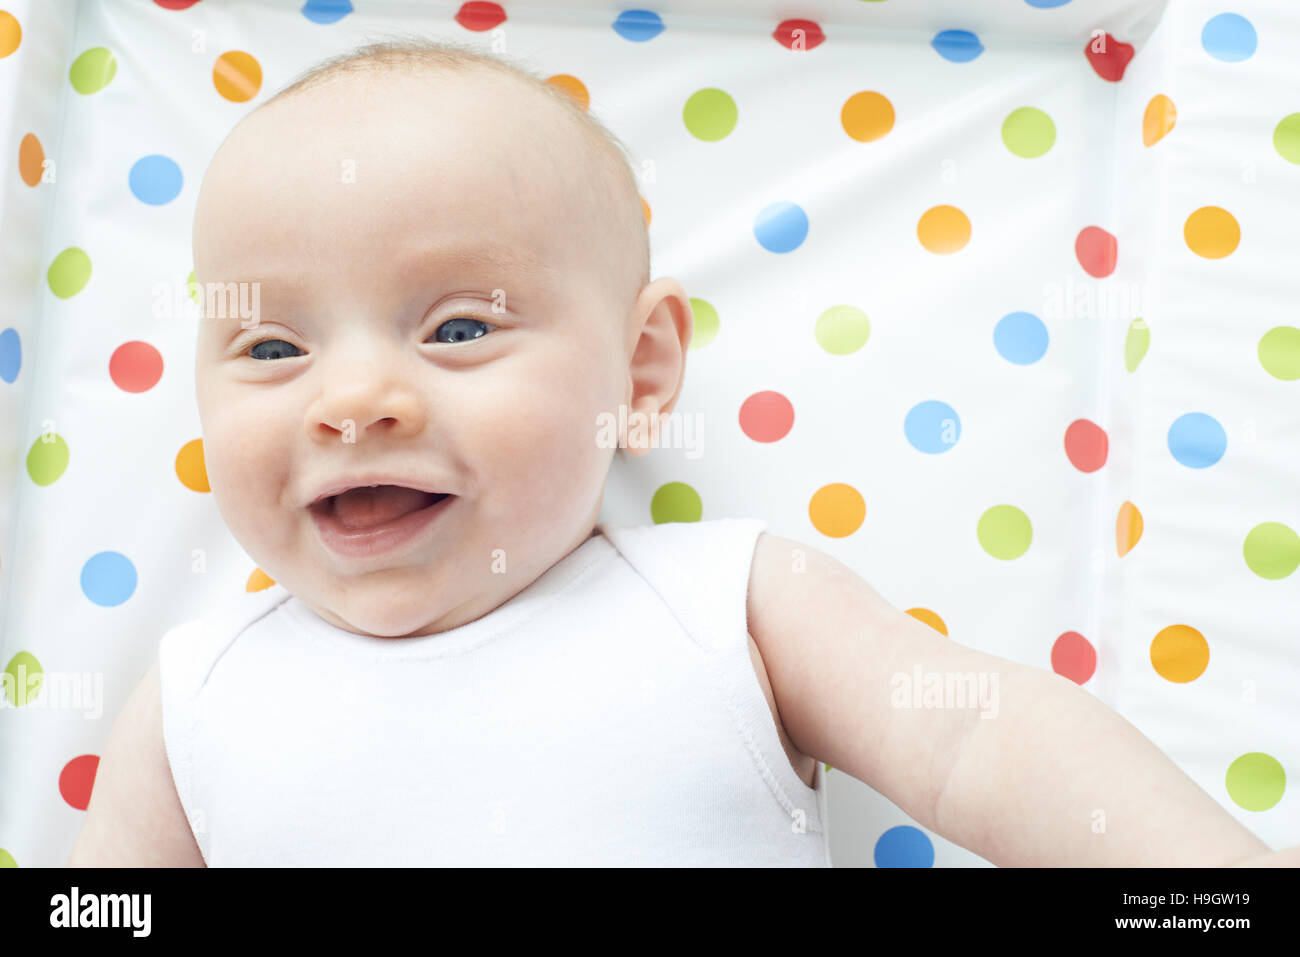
455, 2, 506, 31
1051, 631, 1097, 684
153, 0, 203, 9
1064, 418, 1108, 472
59, 754, 100, 810
739, 391, 795, 442
773, 19, 825, 51
1084, 33, 1134, 82
109, 341, 164, 393
1076, 226, 1117, 277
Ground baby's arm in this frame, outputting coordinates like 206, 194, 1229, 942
747, 532, 1286, 867
68, 659, 206, 867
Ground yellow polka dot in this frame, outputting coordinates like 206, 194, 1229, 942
1184, 206, 1240, 259
1142, 94, 1176, 146
917, 205, 971, 254
841, 91, 895, 142
809, 483, 865, 538
1150, 624, 1209, 683
175, 438, 210, 493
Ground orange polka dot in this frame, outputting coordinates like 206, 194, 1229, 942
0, 10, 21, 59
246, 568, 276, 592
905, 608, 948, 635
1142, 94, 1176, 146
547, 74, 589, 110
1150, 624, 1209, 683
809, 483, 865, 538
213, 51, 262, 103
640, 195, 651, 226
1184, 206, 1240, 259
917, 205, 971, 254
175, 438, 210, 492
841, 91, 895, 142
18, 133, 44, 187
1116, 500, 1143, 556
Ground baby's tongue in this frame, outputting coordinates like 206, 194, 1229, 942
331, 485, 435, 529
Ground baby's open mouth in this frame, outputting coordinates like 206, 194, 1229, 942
311, 485, 451, 531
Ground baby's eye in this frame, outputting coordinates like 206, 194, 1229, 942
248, 339, 303, 361
431, 317, 495, 343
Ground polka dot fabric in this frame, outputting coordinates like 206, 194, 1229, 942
0, 0, 1294, 868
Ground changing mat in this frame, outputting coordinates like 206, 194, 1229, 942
0, 0, 1296, 867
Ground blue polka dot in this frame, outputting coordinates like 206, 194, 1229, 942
301, 0, 353, 24
1025, 0, 1072, 7
612, 9, 664, 41
0, 328, 20, 384
81, 552, 138, 607
1168, 412, 1227, 468
994, 311, 1048, 365
128, 155, 183, 206
905, 400, 961, 454
1202, 13, 1256, 62
932, 30, 983, 62
874, 826, 935, 867
754, 202, 808, 253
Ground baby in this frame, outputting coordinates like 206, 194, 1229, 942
69, 38, 1294, 867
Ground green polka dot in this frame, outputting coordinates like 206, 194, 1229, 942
1225, 752, 1285, 811
1124, 318, 1149, 372
1274, 113, 1300, 165
0, 849, 16, 868
69, 46, 116, 95
186, 268, 201, 306
650, 482, 702, 524
683, 88, 737, 142
1258, 326, 1300, 381
47, 247, 91, 299
977, 505, 1032, 560
3, 650, 42, 707
1242, 522, 1300, 579
815, 305, 871, 355
1002, 107, 1055, 158
27, 432, 69, 486
689, 297, 719, 349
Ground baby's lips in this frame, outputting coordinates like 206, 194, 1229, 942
302, 474, 456, 508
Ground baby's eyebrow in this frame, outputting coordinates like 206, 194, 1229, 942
218, 242, 557, 293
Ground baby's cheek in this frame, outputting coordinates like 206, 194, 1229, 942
471, 389, 604, 520
203, 401, 293, 548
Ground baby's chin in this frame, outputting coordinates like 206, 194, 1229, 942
309, 579, 483, 639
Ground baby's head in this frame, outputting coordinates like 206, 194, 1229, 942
192, 38, 692, 638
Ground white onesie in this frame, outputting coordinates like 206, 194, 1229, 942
157, 516, 831, 866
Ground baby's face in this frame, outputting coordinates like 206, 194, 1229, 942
193, 70, 640, 638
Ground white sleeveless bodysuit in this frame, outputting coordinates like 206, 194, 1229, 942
157, 516, 832, 866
